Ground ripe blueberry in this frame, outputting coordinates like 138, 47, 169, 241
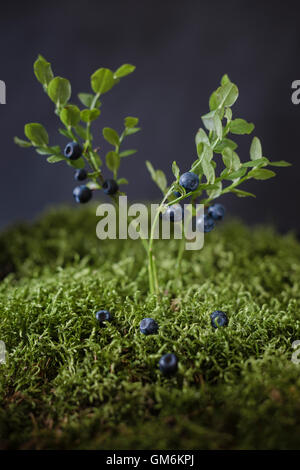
210, 311, 228, 328
140, 318, 159, 335
196, 214, 215, 232
64, 142, 83, 160
179, 172, 199, 192
161, 204, 183, 222
102, 179, 119, 195
74, 169, 87, 181
73, 185, 92, 203
159, 353, 178, 375
208, 203, 225, 221
95, 309, 112, 326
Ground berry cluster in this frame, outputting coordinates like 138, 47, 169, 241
199, 202, 225, 233
63, 141, 119, 204
95, 309, 228, 375
166, 171, 226, 233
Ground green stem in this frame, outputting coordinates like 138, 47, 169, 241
148, 186, 174, 295
175, 196, 195, 275
175, 234, 186, 275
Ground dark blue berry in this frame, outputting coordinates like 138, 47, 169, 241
159, 353, 178, 375
208, 203, 225, 221
210, 311, 228, 328
140, 318, 159, 335
74, 168, 87, 181
196, 214, 215, 233
64, 142, 82, 160
179, 172, 199, 192
73, 185, 92, 203
102, 179, 119, 195
174, 191, 181, 198
95, 309, 112, 325
161, 204, 184, 222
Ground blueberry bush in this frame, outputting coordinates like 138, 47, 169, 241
14, 54, 140, 204
145, 74, 291, 294
15, 58, 290, 297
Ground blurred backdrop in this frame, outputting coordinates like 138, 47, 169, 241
0, 0, 299, 231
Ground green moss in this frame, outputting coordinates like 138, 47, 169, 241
1, 206, 300, 449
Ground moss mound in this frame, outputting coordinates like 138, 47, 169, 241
1, 206, 300, 450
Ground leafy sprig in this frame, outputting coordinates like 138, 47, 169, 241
145, 74, 291, 295
146, 74, 290, 207
14, 54, 140, 197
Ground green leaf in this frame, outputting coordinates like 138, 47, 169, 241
209, 80, 239, 112
224, 108, 232, 121
201, 110, 217, 131
231, 188, 256, 198
172, 161, 180, 180
80, 108, 100, 123
103, 127, 120, 146
91, 68, 115, 95
214, 113, 223, 139
209, 91, 219, 111
60, 105, 81, 127
222, 147, 241, 171
222, 147, 234, 169
36, 145, 61, 155
198, 183, 219, 191
242, 158, 269, 168
268, 160, 291, 167
119, 149, 137, 157
218, 81, 239, 108
195, 129, 210, 157
78, 93, 100, 108
248, 168, 276, 180
114, 64, 136, 79
202, 160, 215, 184
196, 142, 204, 157
220, 168, 230, 179
117, 178, 128, 185
124, 127, 141, 136
66, 157, 85, 169
33, 55, 53, 88
232, 151, 241, 170
156, 170, 168, 194
24, 123, 49, 146
106, 151, 120, 176
207, 180, 222, 198
124, 116, 139, 128
47, 155, 65, 163
146, 161, 156, 181
145, 161, 167, 194
14, 136, 32, 148
224, 167, 247, 180
195, 128, 210, 146
74, 125, 87, 140
250, 136, 262, 161
214, 138, 237, 154
199, 144, 213, 165
48, 77, 71, 107
59, 128, 74, 139
230, 118, 254, 135
221, 74, 231, 86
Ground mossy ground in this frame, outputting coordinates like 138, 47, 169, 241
1, 206, 300, 450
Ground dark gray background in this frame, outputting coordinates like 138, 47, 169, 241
0, 0, 299, 231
